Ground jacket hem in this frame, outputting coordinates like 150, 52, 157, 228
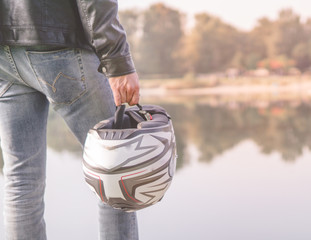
0, 27, 91, 50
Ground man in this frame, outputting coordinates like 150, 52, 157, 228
0, 0, 139, 239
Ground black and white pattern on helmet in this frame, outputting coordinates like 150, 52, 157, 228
83, 105, 177, 212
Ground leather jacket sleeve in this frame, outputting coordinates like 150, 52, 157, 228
76, 0, 136, 77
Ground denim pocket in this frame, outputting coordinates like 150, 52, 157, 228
0, 79, 13, 97
26, 49, 87, 105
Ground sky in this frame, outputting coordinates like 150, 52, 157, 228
119, 0, 311, 30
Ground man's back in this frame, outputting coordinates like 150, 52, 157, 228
0, 0, 87, 48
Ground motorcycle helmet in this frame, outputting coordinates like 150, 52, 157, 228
83, 104, 177, 212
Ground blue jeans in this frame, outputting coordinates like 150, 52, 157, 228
0, 45, 138, 240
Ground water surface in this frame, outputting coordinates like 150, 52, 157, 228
1, 99, 311, 239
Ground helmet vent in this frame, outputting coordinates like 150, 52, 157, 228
111, 131, 116, 139
119, 131, 124, 139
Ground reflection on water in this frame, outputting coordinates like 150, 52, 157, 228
162, 101, 311, 165
138, 141, 311, 240
78, 100, 311, 164
1, 100, 311, 169
0, 98, 311, 239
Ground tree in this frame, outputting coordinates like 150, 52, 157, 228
118, 9, 140, 60
232, 31, 266, 70
292, 42, 311, 70
183, 13, 239, 73
291, 18, 311, 71
276, 9, 304, 57
248, 10, 308, 71
137, 3, 184, 76
252, 17, 277, 59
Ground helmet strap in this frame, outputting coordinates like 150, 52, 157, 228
113, 104, 126, 129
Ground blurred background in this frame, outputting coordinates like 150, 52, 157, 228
1, 1, 311, 239
119, 0, 311, 78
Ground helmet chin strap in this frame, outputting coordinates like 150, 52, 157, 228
113, 104, 126, 129
114, 104, 149, 129
136, 103, 143, 110
115, 104, 152, 129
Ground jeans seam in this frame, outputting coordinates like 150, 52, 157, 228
3, 46, 30, 87
25, 51, 47, 96
38, 72, 78, 93
25, 47, 71, 54
76, 48, 86, 83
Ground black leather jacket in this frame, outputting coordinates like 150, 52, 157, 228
0, 0, 135, 77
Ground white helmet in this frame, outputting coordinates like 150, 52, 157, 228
83, 104, 177, 212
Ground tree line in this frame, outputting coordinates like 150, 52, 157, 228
119, 3, 311, 77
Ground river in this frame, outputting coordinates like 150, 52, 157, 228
0, 97, 311, 239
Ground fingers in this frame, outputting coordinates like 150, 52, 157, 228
120, 89, 127, 105
126, 80, 140, 106
113, 90, 122, 107
129, 88, 140, 106
108, 72, 140, 106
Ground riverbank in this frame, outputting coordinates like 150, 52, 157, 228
140, 76, 311, 106
140, 75, 311, 95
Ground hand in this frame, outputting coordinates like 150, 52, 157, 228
108, 72, 140, 106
